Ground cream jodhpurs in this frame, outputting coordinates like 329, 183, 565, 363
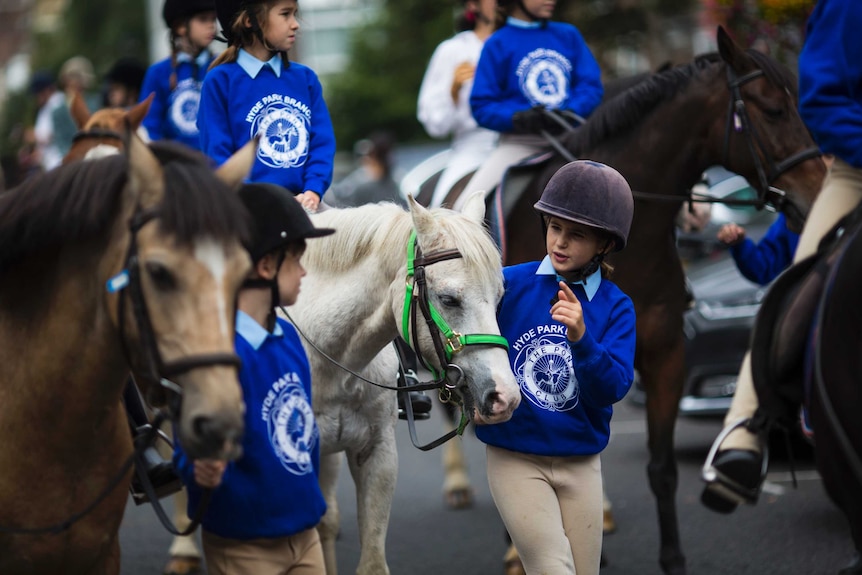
202, 527, 325, 575
722, 158, 862, 451
486, 444, 603, 575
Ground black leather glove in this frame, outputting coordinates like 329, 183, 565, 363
512, 106, 574, 135
511, 106, 548, 134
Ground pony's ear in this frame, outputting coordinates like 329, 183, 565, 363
128, 134, 165, 210
407, 194, 438, 244
127, 93, 154, 130
717, 26, 755, 74
460, 191, 486, 224
216, 137, 258, 191
69, 90, 91, 129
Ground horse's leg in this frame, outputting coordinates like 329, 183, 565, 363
346, 431, 398, 575
317, 452, 343, 575
441, 400, 473, 509
641, 325, 687, 575
157, 424, 202, 575
163, 488, 202, 575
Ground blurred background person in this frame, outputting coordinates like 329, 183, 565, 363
417, 0, 500, 208
104, 57, 148, 109
328, 131, 406, 208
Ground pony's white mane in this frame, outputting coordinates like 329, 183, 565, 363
307, 202, 503, 289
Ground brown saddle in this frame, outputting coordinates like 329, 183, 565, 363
750, 201, 862, 430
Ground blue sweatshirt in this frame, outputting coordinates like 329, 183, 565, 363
798, 0, 862, 169
476, 258, 636, 456
470, 18, 603, 133
174, 313, 326, 540
729, 213, 799, 286
139, 51, 213, 150
198, 50, 335, 197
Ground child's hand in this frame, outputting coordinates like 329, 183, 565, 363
194, 459, 227, 488
296, 191, 321, 212
451, 62, 476, 103
717, 223, 746, 246
551, 281, 585, 342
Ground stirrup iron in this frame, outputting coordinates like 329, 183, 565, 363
701, 418, 769, 505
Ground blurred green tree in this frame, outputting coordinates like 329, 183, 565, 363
325, 1, 459, 149
31, 0, 149, 86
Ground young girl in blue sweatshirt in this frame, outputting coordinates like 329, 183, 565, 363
460, 0, 603, 205
201, 0, 336, 212
140, 0, 217, 149
477, 160, 635, 575
174, 182, 335, 574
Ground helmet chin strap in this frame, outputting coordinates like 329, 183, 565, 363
567, 254, 603, 283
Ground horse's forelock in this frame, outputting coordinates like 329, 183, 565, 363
304, 204, 503, 291
434, 211, 503, 291
149, 142, 250, 247
746, 49, 798, 97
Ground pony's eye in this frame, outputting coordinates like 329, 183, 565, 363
763, 107, 784, 119
145, 262, 176, 291
439, 294, 462, 308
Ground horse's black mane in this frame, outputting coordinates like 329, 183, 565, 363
0, 142, 249, 275
565, 49, 797, 156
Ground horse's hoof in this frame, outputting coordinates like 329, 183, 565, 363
603, 508, 617, 534
504, 558, 526, 575
163, 556, 202, 575
601, 551, 609, 568
444, 487, 474, 510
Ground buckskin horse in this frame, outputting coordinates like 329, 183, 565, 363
440, 27, 825, 575
0, 136, 256, 575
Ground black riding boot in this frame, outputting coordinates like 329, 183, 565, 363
394, 338, 432, 420
124, 380, 182, 504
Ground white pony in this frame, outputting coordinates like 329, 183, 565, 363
287, 193, 521, 575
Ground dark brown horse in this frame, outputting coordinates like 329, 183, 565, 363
486, 28, 824, 575
0, 137, 256, 575
749, 200, 862, 574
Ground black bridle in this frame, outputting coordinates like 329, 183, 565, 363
114, 207, 242, 406
71, 127, 124, 144
720, 66, 822, 213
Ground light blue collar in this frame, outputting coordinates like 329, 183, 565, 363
507, 16, 542, 29
236, 309, 284, 350
536, 255, 602, 301
237, 49, 282, 79
176, 50, 212, 68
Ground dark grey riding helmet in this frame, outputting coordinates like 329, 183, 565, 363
533, 160, 634, 251
163, 0, 216, 28
215, 0, 266, 45
239, 183, 334, 264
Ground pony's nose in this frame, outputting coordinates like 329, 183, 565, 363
192, 415, 243, 458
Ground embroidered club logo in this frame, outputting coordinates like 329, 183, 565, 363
169, 78, 202, 136
262, 375, 317, 475
517, 48, 572, 109
249, 97, 310, 169
513, 331, 579, 411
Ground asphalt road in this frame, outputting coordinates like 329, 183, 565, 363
119, 393, 855, 575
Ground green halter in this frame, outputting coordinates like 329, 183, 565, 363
400, 230, 509, 381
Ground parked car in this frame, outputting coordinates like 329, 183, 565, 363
631, 167, 778, 417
